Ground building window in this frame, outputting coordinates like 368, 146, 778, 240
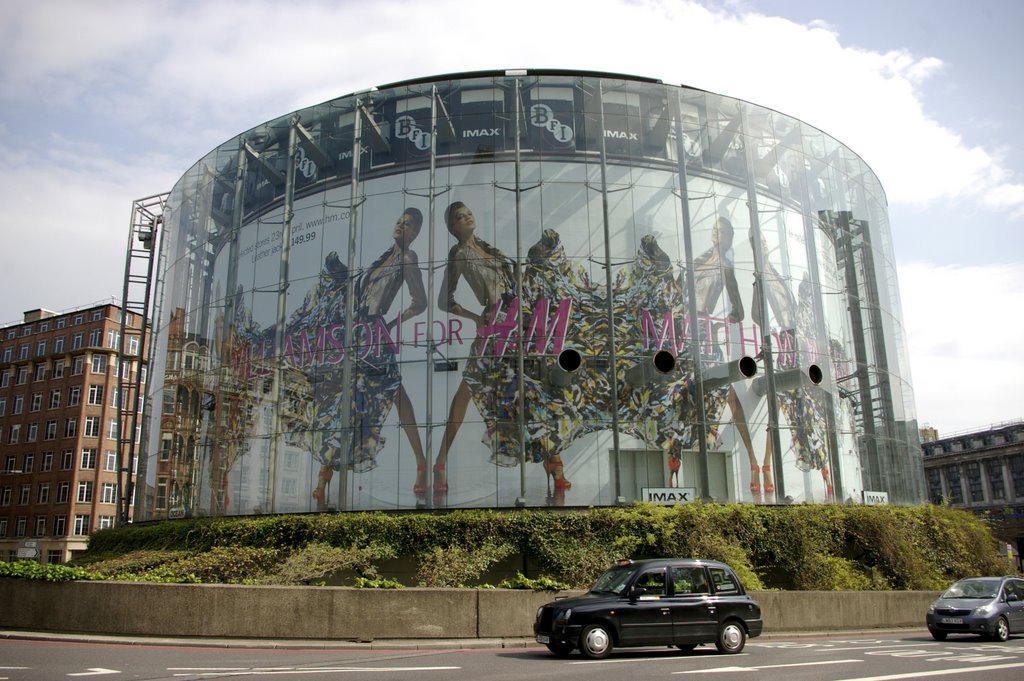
87, 384, 104, 405
72, 332, 84, 350
945, 465, 964, 504
60, 450, 73, 470
15, 517, 26, 537
0, 518, 6, 536
39, 322, 48, 332
156, 480, 167, 509
88, 329, 102, 347
91, 310, 102, 321
101, 482, 117, 504
18, 344, 29, 360
25, 423, 37, 442
16, 366, 28, 384
1011, 455, 1024, 498
7, 424, 20, 445
72, 357, 84, 375
19, 484, 30, 505
63, 418, 77, 438
107, 330, 119, 349
30, 392, 42, 412
34, 516, 46, 536
38, 483, 49, 504
33, 363, 46, 381
36, 340, 47, 356
1, 347, 10, 362
77, 481, 93, 503
84, 416, 100, 438
81, 448, 97, 469
23, 454, 34, 473
0, 397, 5, 416
104, 450, 117, 472
73, 314, 83, 325
49, 389, 61, 409
54, 336, 64, 353
97, 515, 114, 530
56, 482, 70, 503
108, 419, 119, 439
4, 456, 14, 473
0, 486, 10, 505
13, 395, 23, 415
54, 515, 66, 536
0, 369, 8, 387
91, 354, 107, 374
69, 386, 81, 406
41, 451, 53, 471
53, 359, 64, 378
44, 420, 57, 440
73, 514, 90, 536
47, 550, 62, 564
987, 461, 1005, 501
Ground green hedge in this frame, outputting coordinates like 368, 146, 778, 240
43, 503, 1013, 589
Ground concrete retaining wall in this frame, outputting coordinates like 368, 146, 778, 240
0, 580, 937, 639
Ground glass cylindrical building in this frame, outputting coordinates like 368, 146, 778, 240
141, 69, 925, 519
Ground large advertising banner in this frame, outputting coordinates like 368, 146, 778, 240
192, 139, 860, 516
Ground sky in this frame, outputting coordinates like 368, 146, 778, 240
0, 0, 1021, 437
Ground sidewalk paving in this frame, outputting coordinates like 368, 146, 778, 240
0, 628, 924, 650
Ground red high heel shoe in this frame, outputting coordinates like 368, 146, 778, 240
433, 463, 448, 495
413, 464, 427, 499
761, 464, 775, 496
749, 464, 761, 496
543, 459, 572, 491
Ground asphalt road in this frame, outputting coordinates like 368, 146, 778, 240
2, 631, 1024, 680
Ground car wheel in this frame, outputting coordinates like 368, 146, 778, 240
930, 630, 947, 641
546, 640, 575, 657
578, 623, 613, 659
989, 617, 1010, 642
715, 621, 747, 654
675, 643, 699, 653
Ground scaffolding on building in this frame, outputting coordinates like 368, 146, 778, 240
117, 192, 168, 525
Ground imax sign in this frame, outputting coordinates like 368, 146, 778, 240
642, 487, 697, 505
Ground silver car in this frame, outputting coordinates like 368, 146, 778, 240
926, 576, 1024, 641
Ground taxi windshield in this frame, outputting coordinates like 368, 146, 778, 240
590, 565, 637, 595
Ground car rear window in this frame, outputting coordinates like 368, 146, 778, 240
709, 567, 740, 595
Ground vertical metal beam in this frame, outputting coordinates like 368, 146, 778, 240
596, 80, 623, 501
669, 92, 711, 498
739, 106, 786, 501
267, 117, 300, 512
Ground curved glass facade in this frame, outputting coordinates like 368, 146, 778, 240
141, 70, 925, 519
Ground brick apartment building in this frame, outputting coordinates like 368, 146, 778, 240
0, 303, 146, 564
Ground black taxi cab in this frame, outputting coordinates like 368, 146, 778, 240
534, 558, 763, 659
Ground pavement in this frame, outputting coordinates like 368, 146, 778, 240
0, 628, 924, 650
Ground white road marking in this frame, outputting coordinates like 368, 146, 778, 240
673, 659, 862, 673
170, 666, 460, 677
830, 661, 1024, 680
67, 669, 120, 677
570, 653, 749, 665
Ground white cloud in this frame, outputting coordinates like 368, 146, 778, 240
899, 261, 1024, 434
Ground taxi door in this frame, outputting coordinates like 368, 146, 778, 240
617, 567, 674, 645
668, 565, 717, 642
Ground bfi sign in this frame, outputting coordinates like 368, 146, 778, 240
642, 487, 697, 505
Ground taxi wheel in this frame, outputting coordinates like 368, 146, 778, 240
676, 643, 698, 653
546, 640, 575, 657
715, 621, 747, 654
930, 630, 947, 641
579, 623, 613, 659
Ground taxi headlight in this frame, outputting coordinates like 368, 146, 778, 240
537, 606, 544, 620
555, 608, 572, 624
